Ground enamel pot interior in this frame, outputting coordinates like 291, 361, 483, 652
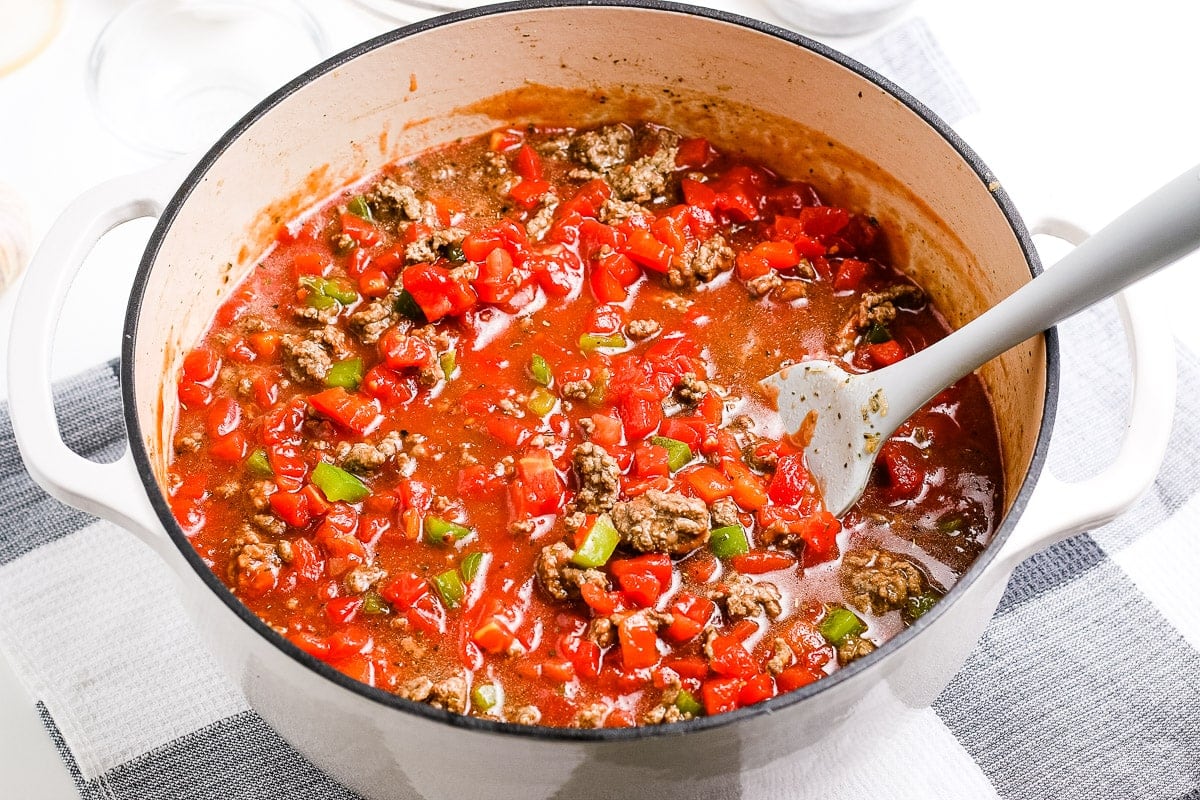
124, 0, 1050, 747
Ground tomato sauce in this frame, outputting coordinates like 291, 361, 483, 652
167, 122, 1003, 728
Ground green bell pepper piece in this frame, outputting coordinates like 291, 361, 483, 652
651, 436, 693, 472
425, 516, 471, 545
570, 515, 620, 568
433, 569, 465, 608
819, 607, 866, 645
325, 358, 364, 390
311, 462, 370, 503
709, 525, 750, 558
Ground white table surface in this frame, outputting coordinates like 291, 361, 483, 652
2, 0, 1198, 795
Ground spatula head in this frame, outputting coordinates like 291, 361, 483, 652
759, 360, 891, 517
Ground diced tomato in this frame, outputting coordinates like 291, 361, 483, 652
289, 537, 325, 581
737, 673, 777, 706
308, 387, 382, 436
292, 251, 329, 278
701, 676, 742, 715
664, 593, 716, 642
617, 393, 662, 440
402, 262, 477, 321
510, 449, 565, 517
486, 414, 533, 448
587, 413, 624, 447
796, 510, 841, 565
775, 665, 823, 692
248, 331, 281, 359
205, 397, 241, 439
764, 181, 823, 216
682, 549, 719, 583
473, 247, 525, 304
358, 268, 391, 298
379, 571, 429, 610
275, 215, 322, 244
360, 365, 417, 406
560, 178, 612, 218
609, 553, 673, 588
617, 571, 662, 608
657, 418, 703, 449
339, 212, 380, 247
560, 634, 602, 680
580, 581, 621, 615
209, 431, 247, 462
380, 327, 436, 369
681, 465, 735, 503
325, 623, 373, 661
489, 128, 523, 152
344, 246, 371, 279
473, 618, 516, 654
325, 596, 364, 625
618, 613, 661, 670
767, 453, 813, 507
288, 631, 331, 659
407, 594, 446, 636
797, 206, 850, 239
736, 240, 799, 280
457, 464, 503, 499
708, 639, 757, 679
832, 258, 870, 292
622, 228, 672, 273
513, 143, 544, 180
224, 337, 257, 364
633, 443, 671, 478
589, 262, 627, 304
771, 216, 828, 258
675, 137, 714, 169
215, 287, 255, 327
182, 347, 220, 385
270, 490, 311, 528
721, 458, 769, 510
879, 440, 925, 499
663, 656, 710, 682
586, 303, 626, 335
865, 340, 906, 367
528, 245, 583, 297
510, 178, 551, 209
731, 550, 797, 574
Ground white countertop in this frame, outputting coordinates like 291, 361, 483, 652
2, 0, 1198, 795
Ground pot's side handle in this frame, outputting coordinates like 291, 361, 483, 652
996, 217, 1177, 566
7, 160, 191, 556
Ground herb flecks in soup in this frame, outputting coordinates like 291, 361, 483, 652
168, 122, 1003, 728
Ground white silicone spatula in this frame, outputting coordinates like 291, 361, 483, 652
760, 165, 1200, 517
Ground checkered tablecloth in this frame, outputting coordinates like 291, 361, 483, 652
1, 17, 1196, 800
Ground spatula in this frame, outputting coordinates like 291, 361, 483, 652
760, 165, 1200, 517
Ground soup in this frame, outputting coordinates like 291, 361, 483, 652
167, 121, 1003, 728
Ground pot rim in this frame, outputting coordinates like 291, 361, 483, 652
121, 0, 1059, 743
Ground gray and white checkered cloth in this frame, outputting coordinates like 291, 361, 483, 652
1, 18, 1197, 800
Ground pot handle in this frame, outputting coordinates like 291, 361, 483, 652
995, 217, 1177, 565
7, 159, 192, 554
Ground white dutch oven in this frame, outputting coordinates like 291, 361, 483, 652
8, 3, 1176, 798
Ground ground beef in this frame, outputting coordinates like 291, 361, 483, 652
610, 489, 709, 554
513, 705, 541, 725
587, 617, 615, 649
405, 226, 467, 264
367, 178, 424, 221
280, 334, 332, 383
745, 272, 782, 299
837, 634, 877, 665
742, 440, 778, 472
598, 196, 651, 224
572, 703, 609, 729
709, 496, 741, 529
707, 572, 783, 618
673, 372, 709, 406
252, 513, 287, 537
643, 703, 692, 725
571, 124, 633, 171
337, 430, 406, 473
766, 637, 794, 675
525, 195, 559, 241
248, 481, 274, 510
228, 530, 280, 592
344, 562, 388, 594
175, 430, 203, 453
606, 133, 680, 203
667, 234, 734, 289
570, 442, 622, 513
534, 542, 609, 601
396, 674, 468, 713
348, 292, 401, 344
838, 283, 926, 350
560, 379, 594, 401
625, 319, 661, 340
841, 548, 926, 615
774, 279, 807, 302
